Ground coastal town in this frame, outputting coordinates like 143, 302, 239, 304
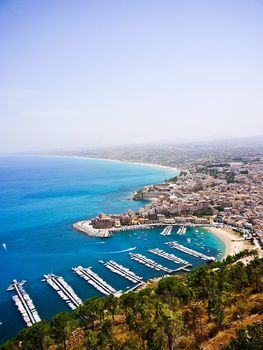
73, 155, 263, 255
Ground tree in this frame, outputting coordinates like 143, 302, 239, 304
84, 329, 97, 350
156, 302, 184, 350
51, 312, 72, 350
226, 320, 263, 350
15, 321, 50, 350
97, 320, 117, 350
104, 295, 119, 322
156, 277, 192, 309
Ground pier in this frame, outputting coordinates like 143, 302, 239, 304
7, 280, 41, 327
160, 225, 173, 236
166, 241, 216, 262
148, 248, 191, 266
103, 260, 143, 284
42, 274, 82, 310
73, 266, 119, 296
129, 253, 173, 273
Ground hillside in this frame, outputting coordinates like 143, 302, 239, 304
1, 250, 263, 350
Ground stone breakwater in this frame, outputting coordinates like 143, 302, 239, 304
72, 221, 112, 238
72, 221, 212, 237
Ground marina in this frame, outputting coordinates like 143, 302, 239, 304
73, 266, 119, 296
148, 248, 191, 266
42, 274, 82, 310
160, 225, 173, 236
166, 241, 216, 261
7, 280, 41, 327
103, 260, 143, 284
129, 253, 173, 273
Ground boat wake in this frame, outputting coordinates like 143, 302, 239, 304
107, 247, 137, 254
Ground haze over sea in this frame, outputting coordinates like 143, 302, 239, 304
0, 156, 224, 343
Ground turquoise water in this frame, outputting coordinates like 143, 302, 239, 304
0, 156, 224, 343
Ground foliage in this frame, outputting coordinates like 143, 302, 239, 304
1, 253, 263, 350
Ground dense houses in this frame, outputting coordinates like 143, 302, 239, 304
90, 158, 263, 247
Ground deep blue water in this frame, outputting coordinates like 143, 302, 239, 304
0, 156, 224, 343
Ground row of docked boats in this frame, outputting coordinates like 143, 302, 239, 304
7, 280, 41, 327
42, 274, 82, 310
103, 260, 143, 284
148, 248, 190, 266
166, 241, 216, 262
72, 266, 119, 296
129, 253, 173, 273
160, 225, 173, 236
177, 225, 187, 235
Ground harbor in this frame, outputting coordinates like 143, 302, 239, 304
148, 248, 191, 266
73, 266, 119, 296
42, 274, 82, 310
129, 253, 173, 273
166, 241, 216, 262
7, 280, 41, 327
103, 260, 143, 284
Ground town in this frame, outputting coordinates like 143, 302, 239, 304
73, 156, 263, 249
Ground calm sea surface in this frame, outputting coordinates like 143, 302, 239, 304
0, 156, 224, 343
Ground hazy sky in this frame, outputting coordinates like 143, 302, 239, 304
1, 0, 263, 152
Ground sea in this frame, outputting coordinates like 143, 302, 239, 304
0, 155, 225, 343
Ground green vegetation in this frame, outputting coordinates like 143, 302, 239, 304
165, 176, 178, 183
2, 252, 263, 350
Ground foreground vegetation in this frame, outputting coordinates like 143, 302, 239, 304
1, 250, 263, 350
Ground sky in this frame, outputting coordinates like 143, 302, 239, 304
0, 0, 263, 153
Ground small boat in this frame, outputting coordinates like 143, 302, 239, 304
187, 238, 191, 243
98, 260, 104, 264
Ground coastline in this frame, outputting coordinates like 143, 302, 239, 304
204, 226, 256, 260
27, 154, 180, 174
25, 154, 258, 260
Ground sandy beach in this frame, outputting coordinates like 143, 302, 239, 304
204, 226, 256, 260
36, 154, 180, 174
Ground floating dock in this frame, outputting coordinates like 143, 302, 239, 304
160, 226, 173, 236
42, 274, 82, 310
129, 253, 173, 273
103, 260, 143, 284
166, 241, 216, 261
73, 266, 118, 296
7, 280, 41, 327
148, 248, 191, 266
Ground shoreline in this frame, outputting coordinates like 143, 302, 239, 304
23, 154, 258, 260
204, 226, 256, 260
23, 154, 180, 174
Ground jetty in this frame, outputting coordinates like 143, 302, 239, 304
103, 260, 143, 284
177, 225, 186, 235
129, 253, 173, 273
148, 248, 191, 266
73, 266, 119, 296
160, 225, 173, 236
7, 280, 41, 327
166, 241, 216, 262
42, 274, 82, 310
